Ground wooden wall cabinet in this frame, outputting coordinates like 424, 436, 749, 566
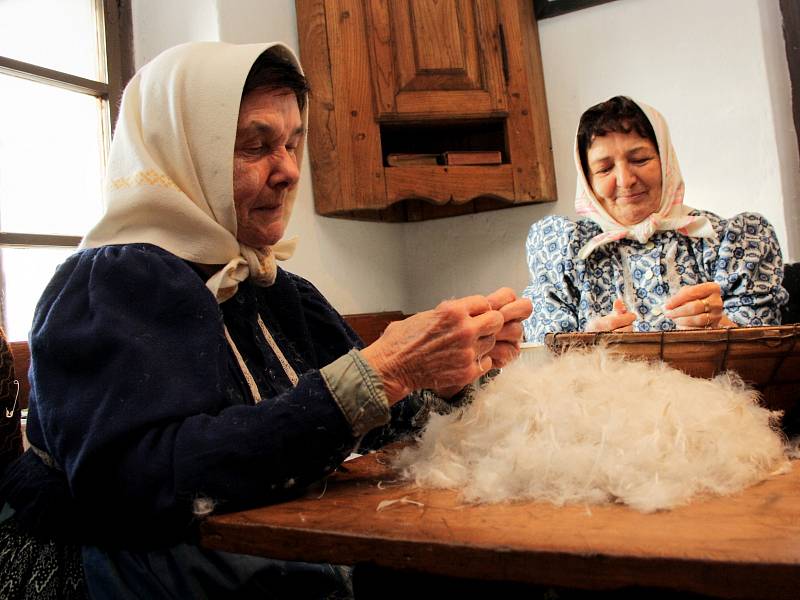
296, 0, 556, 221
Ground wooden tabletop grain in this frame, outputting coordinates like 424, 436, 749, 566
200, 449, 800, 599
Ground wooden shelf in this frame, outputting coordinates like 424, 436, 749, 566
296, 0, 556, 222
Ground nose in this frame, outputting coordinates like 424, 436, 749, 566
615, 162, 637, 189
269, 148, 300, 189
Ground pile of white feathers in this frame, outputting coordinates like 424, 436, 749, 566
395, 349, 791, 512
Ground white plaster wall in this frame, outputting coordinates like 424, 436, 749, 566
131, 0, 219, 66
402, 0, 800, 312
131, 0, 799, 316
131, 0, 408, 314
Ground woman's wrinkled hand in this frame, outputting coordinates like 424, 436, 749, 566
663, 282, 736, 329
360, 294, 506, 405
585, 297, 636, 333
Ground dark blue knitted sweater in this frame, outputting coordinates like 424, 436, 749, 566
0, 243, 419, 548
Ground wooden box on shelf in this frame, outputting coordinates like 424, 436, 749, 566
296, 0, 557, 222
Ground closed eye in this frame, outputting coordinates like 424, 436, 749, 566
243, 145, 269, 153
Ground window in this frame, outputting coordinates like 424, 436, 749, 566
0, 0, 132, 340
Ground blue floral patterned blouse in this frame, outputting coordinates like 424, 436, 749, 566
522, 210, 788, 343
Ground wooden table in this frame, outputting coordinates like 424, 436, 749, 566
200, 449, 800, 599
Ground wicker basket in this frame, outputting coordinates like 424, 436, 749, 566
543, 325, 800, 420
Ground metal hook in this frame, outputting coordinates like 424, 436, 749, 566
5, 379, 19, 418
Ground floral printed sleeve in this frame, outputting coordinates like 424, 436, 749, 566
708, 212, 788, 326
522, 216, 581, 343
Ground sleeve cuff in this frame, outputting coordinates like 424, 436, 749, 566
320, 349, 390, 437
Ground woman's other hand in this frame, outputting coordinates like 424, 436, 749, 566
663, 282, 736, 329
485, 287, 532, 369
360, 295, 504, 404
585, 298, 636, 333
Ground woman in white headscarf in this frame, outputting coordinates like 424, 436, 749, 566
522, 96, 788, 344
0, 42, 530, 598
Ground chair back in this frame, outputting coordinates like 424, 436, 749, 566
782, 262, 800, 324
343, 311, 408, 346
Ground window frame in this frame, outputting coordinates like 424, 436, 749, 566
0, 0, 133, 249
0, 0, 132, 334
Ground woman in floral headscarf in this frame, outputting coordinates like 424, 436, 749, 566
522, 96, 788, 343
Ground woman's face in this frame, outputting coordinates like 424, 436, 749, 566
586, 131, 662, 226
233, 87, 304, 249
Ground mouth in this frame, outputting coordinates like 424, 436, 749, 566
616, 191, 648, 203
254, 202, 283, 213
255, 192, 287, 212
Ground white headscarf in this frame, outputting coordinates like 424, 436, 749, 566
573, 97, 716, 259
81, 41, 303, 302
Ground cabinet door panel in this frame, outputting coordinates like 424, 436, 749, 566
367, 0, 507, 118
396, 0, 477, 90
322, 0, 386, 212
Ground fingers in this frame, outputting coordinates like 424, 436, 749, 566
476, 333, 497, 358
495, 320, 524, 343
486, 287, 517, 311
480, 295, 529, 370
672, 313, 714, 330
487, 341, 520, 369
663, 283, 724, 330
456, 292, 525, 374
663, 282, 721, 310
585, 311, 636, 333
669, 309, 725, 330
473, 308, 505, 337
453, 294, 494, 317
660, 282, 729, 329
457, 290, 530, 329
664, 297, 714, 320
585, 297, 631, 332
612, 297, 628, 314
439, 294, 508, 357
608, 312, 636, 330
499, 297, 533, 323
485, 298, 530, 368
667, 299, 696, 321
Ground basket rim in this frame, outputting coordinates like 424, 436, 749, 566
544, 324, 800, 349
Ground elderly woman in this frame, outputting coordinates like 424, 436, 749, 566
523, 96, 788, 343
0, 42, 530, 598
